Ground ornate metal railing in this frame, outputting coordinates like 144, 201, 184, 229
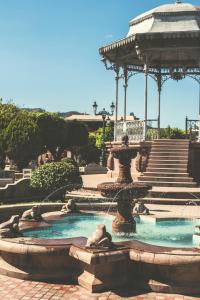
185, 116, 199, 140
116, 120, 159, 142
116, 121, 145, 142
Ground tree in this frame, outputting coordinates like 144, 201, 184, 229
3, 111, 43, 170
66, 120, 88, 147
73, 133, 101, 165
0, 100, 19, 131
0, 101, 20, 168
35, 112, 69, 160
35, 114, 88, 161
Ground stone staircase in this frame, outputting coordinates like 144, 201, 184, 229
138, 139, 197, 188
137, 139, 200, 204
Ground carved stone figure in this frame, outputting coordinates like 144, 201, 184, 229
21, 205, 43, 221
133, 200, 150, 215
86, 224, 113, 249
61, 199, 77, 214
107, 151, 114, 170
136, 148, 148, 173
0, 215, 21, 238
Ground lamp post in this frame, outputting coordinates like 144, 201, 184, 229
92, 101, 115, 166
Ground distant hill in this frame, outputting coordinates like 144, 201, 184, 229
24, 108, 46, 113
23, 108, 87, 118
57, 111, 86, 118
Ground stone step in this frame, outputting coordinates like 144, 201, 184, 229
150, 152, 188, 156
148, 162, 188, 167
141, 197, 200, 205
151, 151, 188, 155
151, 147, 189, 151
150, 152, 188, 157
146, 167, 188, 173
148, 157, 188, 164
148, 163, 188, 168
153, 139, 189, 142
153, 143, 189, 146
148, 190, 200, 199
138, 180, 197, 187
150, 149, 188, 153
138, 176, 193, 182
149, 155, 188, 161
144, 172, 189, 177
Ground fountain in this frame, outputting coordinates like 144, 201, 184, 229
98, 135, 151, 234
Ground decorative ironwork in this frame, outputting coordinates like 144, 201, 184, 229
116, 121, 145, 142
170, 67, 186, 81
185, 116, 199, 140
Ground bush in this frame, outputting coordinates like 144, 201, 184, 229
30, 160, 82, 200
147, 126, 187, 140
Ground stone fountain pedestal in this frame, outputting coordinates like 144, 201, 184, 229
98, 136, 151, 235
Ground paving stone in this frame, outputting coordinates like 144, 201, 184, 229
0, 275, 199, 300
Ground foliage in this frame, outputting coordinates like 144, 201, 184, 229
0, 102, 89, 169
0, 100, 19, 131
66, 120, 88, 147
3, 110, 43, 170
147, 126, 187, 140
91, 125, 114, 149
0, 101, 20, 167
35, 114, 88, 160
35, 112, 69, 160
146, 129, 158, 140
160, 126, 186, 139
30, 160, 82, 200
71, 133, 101, 165
61, 157, 79, 168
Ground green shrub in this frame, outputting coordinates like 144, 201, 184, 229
61, 157, 79, 167
30, 160, 82, 200
147, 126, 187, 140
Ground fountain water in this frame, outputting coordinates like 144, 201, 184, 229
98, 136, 151, 234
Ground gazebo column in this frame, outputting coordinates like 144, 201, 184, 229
114, 65, 120, 141
144, 60, 149, 140
123, 66, 128, 122
198, 82, 200, 142
157, 72, 162, 139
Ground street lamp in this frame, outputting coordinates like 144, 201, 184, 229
92, 101, 115, 166
110, 102, 115, 116
100, 111, 107, 166
92, 101, 98, 115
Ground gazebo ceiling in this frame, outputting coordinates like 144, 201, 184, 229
99, 1, 200, 71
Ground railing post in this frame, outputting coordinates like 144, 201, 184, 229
185, 116, 188, 136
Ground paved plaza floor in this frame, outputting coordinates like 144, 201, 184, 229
0, 274, 199, 300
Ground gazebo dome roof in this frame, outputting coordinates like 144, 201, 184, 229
127, 2, 200, 36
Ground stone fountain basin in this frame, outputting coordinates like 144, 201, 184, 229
97, 182, 151, 198
0, 209, 200, 293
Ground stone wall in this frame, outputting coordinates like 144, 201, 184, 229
188, 142, 200, 183
0, 178, 43, 205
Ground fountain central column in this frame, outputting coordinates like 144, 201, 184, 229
98, 136, 151, 235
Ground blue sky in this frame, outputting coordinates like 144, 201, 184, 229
0, 0, 199, 128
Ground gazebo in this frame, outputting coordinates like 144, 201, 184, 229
99, 0, 200, 142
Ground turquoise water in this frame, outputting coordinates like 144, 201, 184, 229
23, 214, 200, 248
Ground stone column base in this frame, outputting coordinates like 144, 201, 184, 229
70, 245, 130, 293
